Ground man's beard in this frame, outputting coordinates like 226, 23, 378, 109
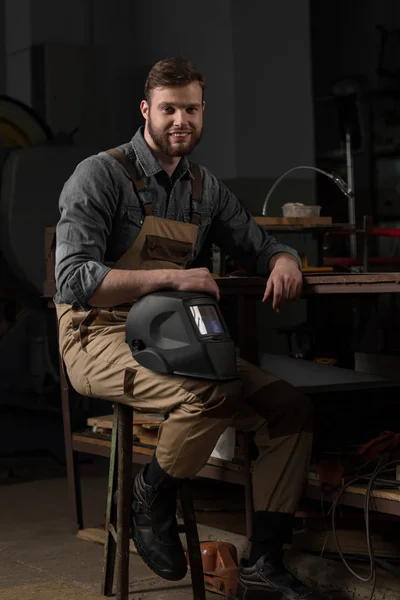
147, 117, 202, 157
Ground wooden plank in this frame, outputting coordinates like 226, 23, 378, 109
87, 414, 163, 431
305, 282, 400, 295
73, 432, 244, 472
87, 414, 162, 446
217, 273, 400, 288
133, 430, 158, 447
77, 527, 138, 555
254, 216, 332, 226
73, 430, 400, 505
305, 272, 400, 285
73, 433, 113, 448
307, 473, 400, 502
293, 528, 400, 558
216, 274, 400, 296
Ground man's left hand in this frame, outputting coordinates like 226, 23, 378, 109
263, 253, 303, 311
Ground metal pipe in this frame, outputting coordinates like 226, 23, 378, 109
362, 215, 369, 273
346, 132, 357, 259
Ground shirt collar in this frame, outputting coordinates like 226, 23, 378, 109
131, 127, 191, 178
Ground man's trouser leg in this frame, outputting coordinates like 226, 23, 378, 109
234, 360, 313, 513
58, 306, 313, 510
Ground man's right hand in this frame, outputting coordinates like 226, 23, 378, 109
172, 268, 220, 301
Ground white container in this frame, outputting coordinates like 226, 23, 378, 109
282, 203, 321, 218
211, 427, 236, 461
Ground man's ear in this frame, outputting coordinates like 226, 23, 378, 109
202, 101, 206, 113
140, 100, 149, 120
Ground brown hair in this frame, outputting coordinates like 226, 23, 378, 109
144, 58, 205, 102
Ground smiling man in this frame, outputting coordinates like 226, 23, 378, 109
55, 58, 325, 599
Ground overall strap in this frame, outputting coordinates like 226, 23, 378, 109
190, 163, 202, 225
106, 148, 152, 216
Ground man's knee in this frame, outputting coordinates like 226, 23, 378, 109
180, 376, 244, 419
275, 383, 314, 435
249, 380, 314, 435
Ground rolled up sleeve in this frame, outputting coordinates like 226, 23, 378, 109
55, 157, 117, 309
211, 180, 301, 275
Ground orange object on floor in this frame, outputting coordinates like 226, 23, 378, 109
188, 541, 240, 597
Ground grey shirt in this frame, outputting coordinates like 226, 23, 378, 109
55, 127, 300, 309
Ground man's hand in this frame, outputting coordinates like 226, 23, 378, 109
263, 253, 302, 311
173, 268, 220, 301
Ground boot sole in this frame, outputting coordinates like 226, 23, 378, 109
131, 521, 188, 582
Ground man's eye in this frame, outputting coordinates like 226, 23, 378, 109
162, 107, 173, 113
187, 107, 197, 114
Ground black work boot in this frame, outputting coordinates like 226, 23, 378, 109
131, 464, 187, 581
238, 554, 332, 599
238, 511, 332, 599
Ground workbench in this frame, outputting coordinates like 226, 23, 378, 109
216, 272, 400, 365
217, 272, 400, 517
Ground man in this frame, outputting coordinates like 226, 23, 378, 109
55, 58, 324, 599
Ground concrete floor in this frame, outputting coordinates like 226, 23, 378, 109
1, 455, 400, 599
0, 456, 213, 599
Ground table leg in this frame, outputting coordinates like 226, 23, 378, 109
237, 296, 259, 365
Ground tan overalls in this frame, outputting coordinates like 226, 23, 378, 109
56, 149, 313, 513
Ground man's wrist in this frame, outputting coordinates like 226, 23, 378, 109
269, 252, 301, 271
159, 269, 179, 290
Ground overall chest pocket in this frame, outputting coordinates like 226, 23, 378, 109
143, 235, 193, 266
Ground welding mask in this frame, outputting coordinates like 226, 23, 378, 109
125, 291, 238, 380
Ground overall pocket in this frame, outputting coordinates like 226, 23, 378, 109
143, 235, 193, 266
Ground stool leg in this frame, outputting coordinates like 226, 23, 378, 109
243, 432, 253, 540
116, 404, 133, 600
59, 356, 84, 531
102, 406, 119, 596
179, 482, 206, 600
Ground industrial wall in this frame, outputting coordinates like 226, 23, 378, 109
1, 0, 315, 182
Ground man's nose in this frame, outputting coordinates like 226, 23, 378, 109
173, 111, 188, 128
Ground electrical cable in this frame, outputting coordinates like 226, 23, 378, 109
330, 458, 400, 600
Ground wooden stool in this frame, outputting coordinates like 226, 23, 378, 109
101, 403, 206, 600
57, 355, 206, 600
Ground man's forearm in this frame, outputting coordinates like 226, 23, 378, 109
88, 269, 175, 307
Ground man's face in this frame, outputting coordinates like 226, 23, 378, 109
141, 82, 204, 157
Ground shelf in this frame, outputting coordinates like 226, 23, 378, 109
253, 216, 353, 233
72, 430, 247, 487
72, 431, 400, 516
304, 476, 400, 517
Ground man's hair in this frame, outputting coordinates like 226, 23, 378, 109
144, 58, 205, 102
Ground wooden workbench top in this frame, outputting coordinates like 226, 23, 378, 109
254, 216, 332, 226
216, 272, 400, 295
